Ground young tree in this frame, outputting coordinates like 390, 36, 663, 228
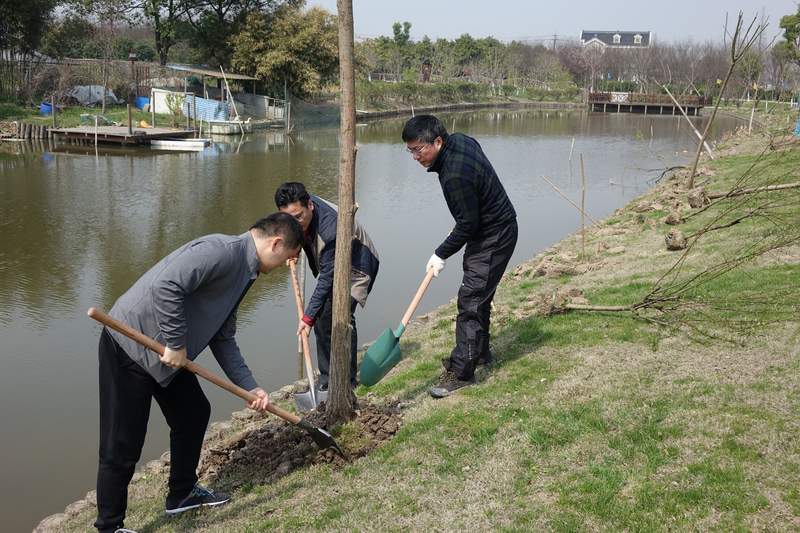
230, 5, 338, 96
142, 0, 180, 65
182, 0, 302, 66
778, 5, 800, 68
0, 0, 57, 54
688, 12, 767, 186
327, 0, 357, 427
41, 14, 100, 59
75, 0, 139, 112
769, 41, 794, 99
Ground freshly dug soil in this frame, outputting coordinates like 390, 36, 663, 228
198, 400, 402, 490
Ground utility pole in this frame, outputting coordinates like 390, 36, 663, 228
552, 33, 558, 50
327, 0, 358, 427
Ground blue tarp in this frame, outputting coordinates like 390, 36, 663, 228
182, 94, 230, 122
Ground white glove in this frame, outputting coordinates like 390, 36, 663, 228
426, 254, 446, 277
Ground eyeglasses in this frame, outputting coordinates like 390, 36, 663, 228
405, 143, 431, 156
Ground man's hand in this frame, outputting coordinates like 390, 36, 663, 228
160, 346, 188, 369
297, 320, 311, 338
286, 257, 297, 267
248, 388, 270, 411
426, 254, 446, 277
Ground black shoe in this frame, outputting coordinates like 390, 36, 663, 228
476, 352, 494, 366
319, 382, 329, 391
429, 371, 475, 398
165, 485, 229, 515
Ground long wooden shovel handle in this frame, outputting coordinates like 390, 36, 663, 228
87, 307, 301, 424
400, 269, 436, 328
288, 260, 316, 392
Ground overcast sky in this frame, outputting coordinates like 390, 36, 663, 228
306, 0, 798, 45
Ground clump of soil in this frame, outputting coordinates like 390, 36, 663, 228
198, 400, 402, 490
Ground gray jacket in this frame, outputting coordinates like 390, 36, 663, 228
108, 232, 260, 390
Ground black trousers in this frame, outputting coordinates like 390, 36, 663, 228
445, 220, 518, 380
94, 329, 210, 533
314, 297, 359, 387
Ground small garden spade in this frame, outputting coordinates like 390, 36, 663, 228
360, 269, 435, 386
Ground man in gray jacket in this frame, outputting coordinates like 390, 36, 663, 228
94, 213, 303, 533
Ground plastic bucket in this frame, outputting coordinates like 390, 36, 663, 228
39, 102, 53, 115
134, 96, 150, 110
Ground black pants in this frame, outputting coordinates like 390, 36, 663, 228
445, 220, 518, 381
94, 329, 210, 533
314, 297, 359, 387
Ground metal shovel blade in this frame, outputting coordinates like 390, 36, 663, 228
298, 418, 345, 457
294, 385, 329, 412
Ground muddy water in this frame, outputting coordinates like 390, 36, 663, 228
0, 108, 739, 531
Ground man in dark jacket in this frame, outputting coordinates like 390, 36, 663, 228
402, 115, 518, 398
94, 213, 303, 533
275, 182, 379, 390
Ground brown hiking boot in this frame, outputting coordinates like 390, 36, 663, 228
429, 370, 475, 399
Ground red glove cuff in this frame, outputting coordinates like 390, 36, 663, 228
302, 314, 315, 327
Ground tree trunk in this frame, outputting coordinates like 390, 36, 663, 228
687, 61, 734, 187
326, 0, 357, 428
101, 58, 108, 115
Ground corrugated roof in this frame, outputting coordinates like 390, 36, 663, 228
167, 64, 258, 81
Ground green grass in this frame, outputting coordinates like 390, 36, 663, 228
1, 100, 173, 128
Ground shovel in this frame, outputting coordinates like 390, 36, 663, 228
288, 258, 326, 411
360, 269, 435, 387
87, 307, 344, 457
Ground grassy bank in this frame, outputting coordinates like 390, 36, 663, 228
53, 111, 800, 532
355, 80, 581, 112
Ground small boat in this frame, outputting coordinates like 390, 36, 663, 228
150, 138, 212, 151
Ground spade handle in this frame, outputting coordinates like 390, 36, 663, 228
400, 269, 435, 328
87, 307, 301, 424
288, 258, 317, 404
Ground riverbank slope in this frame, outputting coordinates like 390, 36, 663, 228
47, 110, 800, 532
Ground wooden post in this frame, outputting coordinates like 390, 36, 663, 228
540, 175, 599, 225
568, 136, 575, 162
127, 104, 133, 135
220, 66, 245, 135
193, 95, 198, 137
52, 95, 57, 129
580, 154, 586, 258
662, 85, 714, 159
327, 0, 357, 426
284, 79, 289, 133
151, 89, 156, 128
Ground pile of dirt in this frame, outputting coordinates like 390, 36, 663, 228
198, 400, 402, 490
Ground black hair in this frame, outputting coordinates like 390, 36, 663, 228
401, 114, 449, 144
250, 212, 304, 250
274, 181, 311, 209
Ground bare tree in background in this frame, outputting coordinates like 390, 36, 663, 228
688, 12, 768, 187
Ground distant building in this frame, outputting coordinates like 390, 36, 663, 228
580, 31, 652, 49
